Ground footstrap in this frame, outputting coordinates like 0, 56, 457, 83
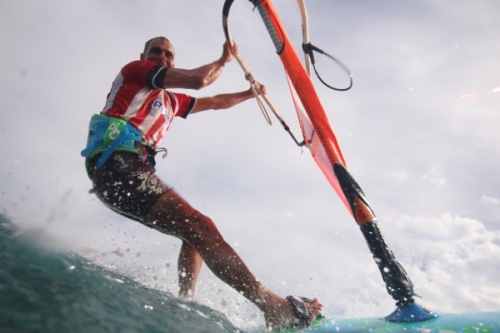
286, 296, 310, 328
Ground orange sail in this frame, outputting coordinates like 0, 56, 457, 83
254, 0, 378, 225
223, 0, 437, 320
285, 74, 352, 214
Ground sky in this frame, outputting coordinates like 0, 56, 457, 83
1, 0, 499, 330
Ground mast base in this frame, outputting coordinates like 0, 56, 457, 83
385, 302, 438, 322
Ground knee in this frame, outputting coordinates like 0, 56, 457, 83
191, 214, 220, 237
183, 214, 227, 246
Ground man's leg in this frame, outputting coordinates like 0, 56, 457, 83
146, 189, 322, 328
178, 241, 203, 299
146, 189, 265, 302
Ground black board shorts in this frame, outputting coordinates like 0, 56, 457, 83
87, 151, 171, 223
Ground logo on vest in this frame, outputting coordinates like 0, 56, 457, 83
108, 121, 121, 140
152, 100, 167, 116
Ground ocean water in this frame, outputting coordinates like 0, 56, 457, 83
0, 214, 244, 333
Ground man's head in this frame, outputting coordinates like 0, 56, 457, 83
141, 36, 175, 68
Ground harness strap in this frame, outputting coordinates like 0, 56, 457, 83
81, 114, 144, 169
97, 124, 133, 167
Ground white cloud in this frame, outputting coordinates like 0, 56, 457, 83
421, 165, 447, 187
481, 195, 500, 206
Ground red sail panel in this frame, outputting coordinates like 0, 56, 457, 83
286, 74, 352, 215
258, 1, 345, 164
260, 0, 376, 224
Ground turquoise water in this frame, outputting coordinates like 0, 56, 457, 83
3, 213, 500, 333
0, 214, 244, 333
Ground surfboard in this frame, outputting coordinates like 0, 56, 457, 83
299, 311, 500, 333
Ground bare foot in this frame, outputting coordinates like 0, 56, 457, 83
305, 298, 323, 322
264, 297, 323, 330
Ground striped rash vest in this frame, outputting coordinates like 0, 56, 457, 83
102, 60, 196, 148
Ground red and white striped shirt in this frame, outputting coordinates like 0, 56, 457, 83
102, 60, 195, 147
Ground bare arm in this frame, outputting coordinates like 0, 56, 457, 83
190, 84, 266, 114
163, 43, 233, 90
